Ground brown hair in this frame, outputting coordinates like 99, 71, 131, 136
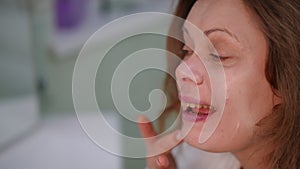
161, 0, 300, 168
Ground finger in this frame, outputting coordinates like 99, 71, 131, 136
149, 130, 184, 156
137, 115, 157, 138
155, 130, 183, 151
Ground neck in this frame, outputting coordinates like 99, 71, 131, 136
233, 139, 273, 169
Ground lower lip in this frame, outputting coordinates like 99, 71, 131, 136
182, 110, 208, 122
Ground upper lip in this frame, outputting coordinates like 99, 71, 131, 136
179, 95, 210, 105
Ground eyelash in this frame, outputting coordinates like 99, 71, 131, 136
181, 46, 228, 61
209, 53, 228, 61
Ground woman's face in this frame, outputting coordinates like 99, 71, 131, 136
175, 0, 280, 153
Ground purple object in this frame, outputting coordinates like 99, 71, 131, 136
55, 0, 87, 29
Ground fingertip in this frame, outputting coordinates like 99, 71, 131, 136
137, 114, 149, 124
156, 155, 169, 168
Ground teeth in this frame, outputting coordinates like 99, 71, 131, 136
190, 103, 196, 108
182, 102, 216, 111
182, 103, 188, 110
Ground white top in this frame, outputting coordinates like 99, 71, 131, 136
172, 143, 241, 169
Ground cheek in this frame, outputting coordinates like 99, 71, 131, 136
184, 73, 274, 152
208, 74, 274, 151
227, 72, 274, 124
225, 79, 257, 130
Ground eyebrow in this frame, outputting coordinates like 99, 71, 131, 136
182, 26, 239, 42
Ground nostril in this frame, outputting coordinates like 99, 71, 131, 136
196, 81, 203, 86
176, 63, 205, 85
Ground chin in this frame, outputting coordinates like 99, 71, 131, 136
182, 126, 237, 153
183, 135, 225, 153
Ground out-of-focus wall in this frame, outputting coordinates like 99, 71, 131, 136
0, 0, 35, 98
40, 0, 173, 114
1, 0, 176, 168
0, 0, 39, 150
27, 1, 174, 168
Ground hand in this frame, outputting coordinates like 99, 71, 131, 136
137, 115, 183, 169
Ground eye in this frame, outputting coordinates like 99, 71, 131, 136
209, 53, 229, 62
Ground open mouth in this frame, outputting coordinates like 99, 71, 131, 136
181, 102, 216, 122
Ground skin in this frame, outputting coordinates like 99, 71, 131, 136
138, 115, 182, 169
139, 0, 282, 169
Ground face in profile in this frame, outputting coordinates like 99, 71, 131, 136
175, 0, 281, 153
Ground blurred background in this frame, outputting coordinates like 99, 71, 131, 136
0, 0, 176, 168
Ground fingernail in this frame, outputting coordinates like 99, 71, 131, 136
156, 155, 169, 168
137, 115, 148, 123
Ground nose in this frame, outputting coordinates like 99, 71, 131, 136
175, 55, 205, 86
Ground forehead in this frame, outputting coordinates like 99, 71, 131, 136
185, 0, 249, 31
183, 0, 265, 51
